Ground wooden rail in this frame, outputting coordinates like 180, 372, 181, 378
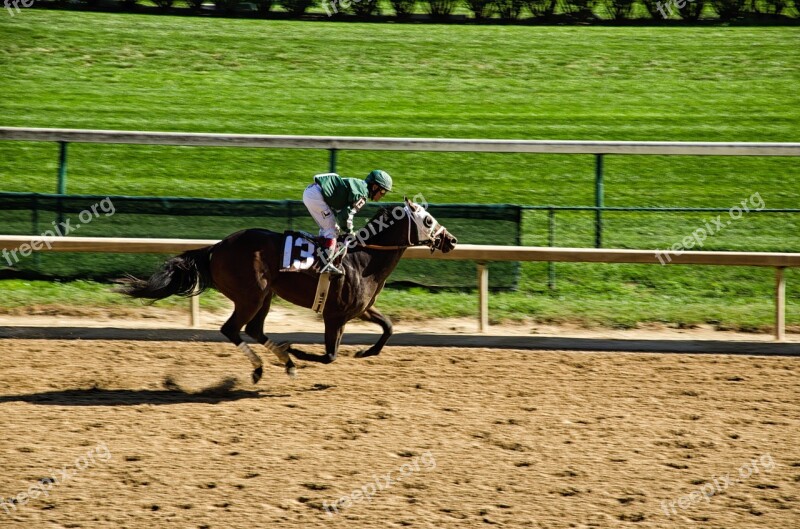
2, 127, 800, 155
0, 236, 796, 340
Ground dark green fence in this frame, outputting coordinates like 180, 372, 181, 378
523, 204, 800, 289
4, 192, 799, 291
0, 192, 522, 289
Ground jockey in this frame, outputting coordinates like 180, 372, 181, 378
302, 169, 393, 274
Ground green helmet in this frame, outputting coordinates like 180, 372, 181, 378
365, 169, 393, 193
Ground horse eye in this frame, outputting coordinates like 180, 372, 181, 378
423, 217, 433, 227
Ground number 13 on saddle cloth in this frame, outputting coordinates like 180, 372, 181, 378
281, 232, 316, 272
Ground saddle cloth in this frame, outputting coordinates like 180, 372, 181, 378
280, 231, 338, 313
281, 231, 317, 272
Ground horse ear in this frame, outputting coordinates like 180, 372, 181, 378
403, 196, 414, 209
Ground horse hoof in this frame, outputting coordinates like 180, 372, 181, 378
286, 365, 297, 379
355, 349, 376, 359
252, 367, 263, 384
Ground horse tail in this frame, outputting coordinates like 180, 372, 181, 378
120, 245, 215, 301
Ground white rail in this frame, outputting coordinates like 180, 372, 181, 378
0, 236, 796, 340
2, 127, 800, 155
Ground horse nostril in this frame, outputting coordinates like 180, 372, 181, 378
450, 237, 458, 246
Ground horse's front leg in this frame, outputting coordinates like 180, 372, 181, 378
354, 306, 393, 358
287, 317, 346, 365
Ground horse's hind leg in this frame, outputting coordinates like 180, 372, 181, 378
221, 298, 266, 384
244, 291, 296, 378
354, 307, 393, 359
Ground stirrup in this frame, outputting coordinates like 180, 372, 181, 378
321, 262, 344, 276
319, 243, 347, 276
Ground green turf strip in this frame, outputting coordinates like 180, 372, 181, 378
1, 12, 798, 328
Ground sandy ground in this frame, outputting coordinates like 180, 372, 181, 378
0, 336, 798, 529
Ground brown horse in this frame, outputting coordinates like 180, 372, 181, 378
121, 197, 457, 384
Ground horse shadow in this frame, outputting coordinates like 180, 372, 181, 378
0, 380, 289, 407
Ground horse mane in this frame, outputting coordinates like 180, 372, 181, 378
347, 205, 406, 248
367, 207, 391, 223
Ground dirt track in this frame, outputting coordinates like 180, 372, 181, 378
0, 340, 798, 528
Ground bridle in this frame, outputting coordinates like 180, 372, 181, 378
406, 204, 447, 251
357, 204, 446, 252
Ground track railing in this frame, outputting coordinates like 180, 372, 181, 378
3, 127, 800, 248
0, 235, 797, 340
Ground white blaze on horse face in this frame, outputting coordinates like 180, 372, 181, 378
405, 201, 443, 243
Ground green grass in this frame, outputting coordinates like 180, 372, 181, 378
1, 11, 799, 329
0, 279, 229, 311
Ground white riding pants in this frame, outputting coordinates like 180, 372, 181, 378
303, 184, 338, 240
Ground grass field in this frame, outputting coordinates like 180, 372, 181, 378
1, 11, 799, 329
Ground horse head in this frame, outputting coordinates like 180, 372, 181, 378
402, 197, 458, 254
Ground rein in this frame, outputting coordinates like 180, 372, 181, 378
358, 244, 412, 250
353, 204, 443, 252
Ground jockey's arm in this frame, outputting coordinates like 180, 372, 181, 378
336, 189, 367, 235
335, 207, 355, 235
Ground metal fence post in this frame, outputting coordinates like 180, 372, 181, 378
329, 148, 338, 174
548, 208, 556, 290
57, 141, 68, 226
32, 195, 41, 268
31, 195, 39, 234
595, 154, 604, 248
57, 141, 68, 195
514, 205, 523, 288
